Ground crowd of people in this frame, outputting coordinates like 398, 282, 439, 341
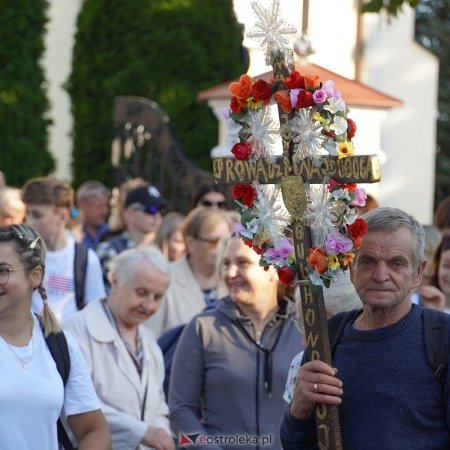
0, 171, 450, 449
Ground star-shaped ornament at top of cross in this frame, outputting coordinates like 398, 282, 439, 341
216, 0, 380, 289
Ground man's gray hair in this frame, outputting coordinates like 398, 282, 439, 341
107, 246, 170, 285
362, 207, 425, 269
76, 180, 110, 202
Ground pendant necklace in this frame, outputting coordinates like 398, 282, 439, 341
4, 315, 35, 369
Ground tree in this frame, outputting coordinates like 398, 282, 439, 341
361, 0, 421, 16
0, 0, 55, 186
415, 0, 450, 202
68, 0, 245, 187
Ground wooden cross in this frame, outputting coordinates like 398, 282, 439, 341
213, 52, 380, 450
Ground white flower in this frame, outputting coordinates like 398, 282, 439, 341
323, 138, 338, 156
302, 185, 335, 246
330, 116, 348, 136
330, 188, 351, 202
323, 97, 346, 114
309, 272, 324, 286
290, 108, 326, 163
246, 0, 297, 66
226, 118, 242, 149
243, 108, 279, 158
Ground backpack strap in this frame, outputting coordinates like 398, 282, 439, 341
300, 309, 361, 366
328, 309, 362, 356
74, 243, 88, 311
422, 308, 449, 385
37, 316, 76, 450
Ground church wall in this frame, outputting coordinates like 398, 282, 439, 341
362, 8, 439, 224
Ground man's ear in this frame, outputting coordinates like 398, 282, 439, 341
185, 236, 195, 252
412, 259, 427, 290
58, 206, 71, 224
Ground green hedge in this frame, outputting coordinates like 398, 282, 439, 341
69, 0, 245, 188
0, 0, 54, 186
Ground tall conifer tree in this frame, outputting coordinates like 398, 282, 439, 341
69, 0, 245, 187
0, 0, 54, 186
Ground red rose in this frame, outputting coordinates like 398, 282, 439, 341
327, 179, 339, 192
230, 96, 243, 114
347, 118, 357, 140
232, 184, 257, 208
343, 183, 357, 192
348, 218, 368, 241
253, 245, 264, 255
277, 266, 295, 285
328, 179, 357, 193
252, 79, 273, 105
296, 90, 314, 108
307, 246, 328, 274
231, 142, 251, 160
285, 71, 305, 89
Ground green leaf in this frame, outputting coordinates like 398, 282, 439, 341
361, 0, 384, 13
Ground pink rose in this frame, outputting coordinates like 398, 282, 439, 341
351, 188, 367, 207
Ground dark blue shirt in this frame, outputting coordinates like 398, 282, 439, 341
82, 223, 110, 250
280, 305, 450, 450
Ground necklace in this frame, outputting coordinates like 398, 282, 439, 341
4, 315, 35, 369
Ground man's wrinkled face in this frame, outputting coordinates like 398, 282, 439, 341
350, 227, 425, 311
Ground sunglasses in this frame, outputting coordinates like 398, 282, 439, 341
131, 204, 162, 215
201, 200, 227, 209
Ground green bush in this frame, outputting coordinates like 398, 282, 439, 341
0, 0, 54, 186
69, 0, 245, 187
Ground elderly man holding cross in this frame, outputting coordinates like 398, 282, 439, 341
280, 207, 450, 450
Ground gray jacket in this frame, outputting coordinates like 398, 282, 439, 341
169, 297, 303, 450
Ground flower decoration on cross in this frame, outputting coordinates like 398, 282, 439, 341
226, 0, 368, 287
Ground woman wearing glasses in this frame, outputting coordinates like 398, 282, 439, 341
146, 207, 234, 338
190, 183, 229, 210
169, 235, 302, 449
0, 224, 110, 450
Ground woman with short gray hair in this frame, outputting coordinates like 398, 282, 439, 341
65, 246, 175, 450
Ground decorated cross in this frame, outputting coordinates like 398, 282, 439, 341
212, 1, 380, 449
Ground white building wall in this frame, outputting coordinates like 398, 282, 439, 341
362, 9, 438, 223
43, 0, 83, 182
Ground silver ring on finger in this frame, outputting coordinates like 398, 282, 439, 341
313, 383, 318, 392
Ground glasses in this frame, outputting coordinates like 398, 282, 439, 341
131, 204, 162, 215
0, 267, 25, 286
195, 236, 222, 247
201, 200, 227, 209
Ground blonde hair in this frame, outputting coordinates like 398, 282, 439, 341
0, 187, 25, 224
182, 207, 233, 241
154, 212, 185, 260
